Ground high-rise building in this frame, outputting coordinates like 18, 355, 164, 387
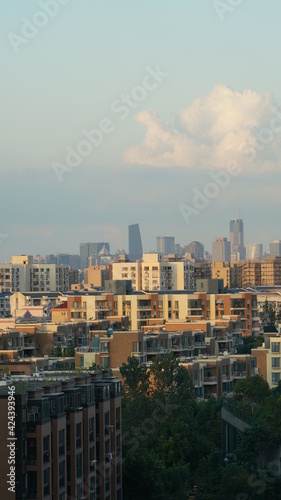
246, 244, 263, 260
270, 240, 281, 257
80, 242, 110, 268
212, 238, 231, 263
230, 219, 246, 260
185, 241, 204, 261
156, 236, 175, 256
0, 256, 70, 293
128, 224, 143, 261
0, 371, 122, 500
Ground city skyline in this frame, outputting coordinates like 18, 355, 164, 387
1, 2, 281, 260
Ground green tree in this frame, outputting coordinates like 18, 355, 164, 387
260, 299, 276, 328
234, 375, 271, 405
237, 336, 263, 355
123, 448, 165, 500
64, 342, 75, 357
120, 356, 150, 397
51, 345, 62, 357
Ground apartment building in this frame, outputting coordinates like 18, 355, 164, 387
84, 266, 110, 289
194, 262, 212, 287
185, 354, 257, 400
112, 253, 194, 292
252, 333, 281, 388
0, 370, 122, 500
0, 256, 70, 293
55, 286, 259, 336
0, 292, 11, 317
211, 262, 238, 289
237, 261, 261, 288
112, 262, 141, 291
141, 253, 194, 292
237, 257, 281, 287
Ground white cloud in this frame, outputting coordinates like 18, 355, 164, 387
124, 84, 281, 172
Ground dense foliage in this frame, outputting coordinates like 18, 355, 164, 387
121, 357, 281, 499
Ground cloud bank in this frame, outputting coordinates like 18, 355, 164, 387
124, 84, 281, 172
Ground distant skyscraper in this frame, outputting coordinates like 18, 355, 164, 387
230, 219, 246, 260
246, 244, 263, 260
186, 241, 204, 261
128, 224, 143, 261
156, 236, 175, 256
212, 238, 231, 263
80, 242, 110, 267
270, 240, 281, 257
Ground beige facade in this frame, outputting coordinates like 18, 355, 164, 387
212, 262, 237, 288
112, 262, 141, 291
84, 265, 110, 288
253, 334, 281, 388
112, 254, 194, 292
0, 257, 70, 293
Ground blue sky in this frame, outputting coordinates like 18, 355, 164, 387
1, 0, 281, 260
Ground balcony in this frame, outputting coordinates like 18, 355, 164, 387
204, 392, 217, 399
233, 370, 247, 378
146, 346, 167, 354
204, 376, 217, 384
76, 346, 100, 353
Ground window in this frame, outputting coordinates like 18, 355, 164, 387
27, 471, 37, 499
44, 468, 50, 496
272, 343, 280, 353
66, 425, 70, 450
43, 436, 49, 463
59, 429, 64, 456
27, 439, 37, 465
67, 455, 71, 482
272, 358, 280, 368
117, 464, 121, 485
105, 411, 109, 426
76, 483, 82, 500
116, 407, 121, 430
59, 461, 65, 488
76, 452, 82, 479
89, 417, 94, 442
76, 423, 81, 448
105, 469, 110, 492
272, 373, 280, 384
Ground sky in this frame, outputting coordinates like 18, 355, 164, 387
1, 0, 281, 261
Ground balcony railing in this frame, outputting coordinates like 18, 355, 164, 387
204, 376, 217, 383
204, 393, 217, 399
233, 370, 247, 377
76, 347, 100, 353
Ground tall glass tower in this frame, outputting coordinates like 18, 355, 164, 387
128, 224, 143, 261
229, 219, 246, 260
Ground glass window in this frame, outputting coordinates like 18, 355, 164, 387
59, 461, 65, 488
272, 373, 280, 384
76, 423, 81, 448
59, 429, 64, 456
27, 471, 37, 499
76, 452, 82, 479
272, 358, 280, 368
272, 343, 280, 353
43, 468, 50, 497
